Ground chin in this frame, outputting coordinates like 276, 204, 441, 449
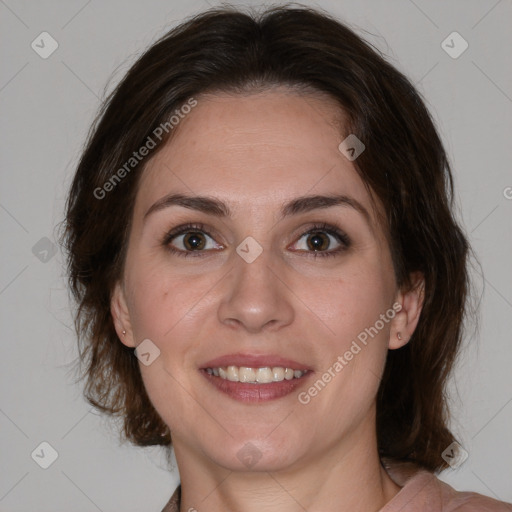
205, 435, 307, 473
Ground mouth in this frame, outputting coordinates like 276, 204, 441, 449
204, 365, 308, 383
199, 354, 313, 403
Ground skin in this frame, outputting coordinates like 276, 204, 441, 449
111, 87, 424, 512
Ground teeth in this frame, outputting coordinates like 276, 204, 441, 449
239, 367, 256, 382
272, 367, 285, 381
206, 365, 307, 383
256, 367, 273, 383
226, 365, 239, 381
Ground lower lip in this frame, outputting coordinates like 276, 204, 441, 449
200, 369, 313, 403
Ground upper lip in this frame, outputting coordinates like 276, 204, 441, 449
200, 353, 313, 371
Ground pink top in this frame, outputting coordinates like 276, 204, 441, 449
381, 463, 512, 511
160, 462, 512, 511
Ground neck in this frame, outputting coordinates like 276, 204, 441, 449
173, 417, 401, 512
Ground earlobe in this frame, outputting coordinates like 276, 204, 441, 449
111, 281, 136, 348
389, 272, 425, 350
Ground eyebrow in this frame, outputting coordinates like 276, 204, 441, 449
143, 192, 371, 226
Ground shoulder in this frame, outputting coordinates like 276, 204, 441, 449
382, 459, 512, 512
160, 484, 180, 512
435, 477, 512, 511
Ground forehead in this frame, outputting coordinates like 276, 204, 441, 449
135, 88, 378, 223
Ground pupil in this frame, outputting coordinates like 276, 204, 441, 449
185, 232, 205, 250
308, 233, 327, 251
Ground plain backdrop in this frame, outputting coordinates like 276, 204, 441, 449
1, 0, 511, 510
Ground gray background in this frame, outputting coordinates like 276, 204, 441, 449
1, 0, 511, 510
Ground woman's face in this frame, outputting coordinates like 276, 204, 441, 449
113, 88, 411, 472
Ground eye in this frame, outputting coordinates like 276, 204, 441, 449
162, 222, 350, 259
163, 223, 223, 258
290, 222, 350, 258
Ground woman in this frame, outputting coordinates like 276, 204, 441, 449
61, 5, 512, 511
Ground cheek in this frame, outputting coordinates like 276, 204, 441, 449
124, 259, 220, 388
323, 259, 394, 341
128, 277, 174, 340
310, 258, 394, 399
125, 254, 207, 341
124, 265, 211, 434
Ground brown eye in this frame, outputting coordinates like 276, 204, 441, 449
293, 230, 346, 253
305, 232, 331, 251
163, 223, 223, 258
181, 232, 207, 251
169, 230, 217, 252
289, 222, 351, 258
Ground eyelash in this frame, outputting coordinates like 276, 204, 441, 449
161, 222, 351, 259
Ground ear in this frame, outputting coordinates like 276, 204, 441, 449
389, 272, 425, 350
111, 281, 136, 348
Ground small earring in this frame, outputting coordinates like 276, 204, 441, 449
122, 330, 126, 335
397, 332, 402, 341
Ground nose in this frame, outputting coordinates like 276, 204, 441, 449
217, 246, 295, 334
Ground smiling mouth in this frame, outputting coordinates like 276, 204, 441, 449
199, 354, 313, 402
204, 365, 309, 383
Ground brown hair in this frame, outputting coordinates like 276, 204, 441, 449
61, 4, 471, 472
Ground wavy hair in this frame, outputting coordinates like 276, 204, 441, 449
61, 4, 471, 472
